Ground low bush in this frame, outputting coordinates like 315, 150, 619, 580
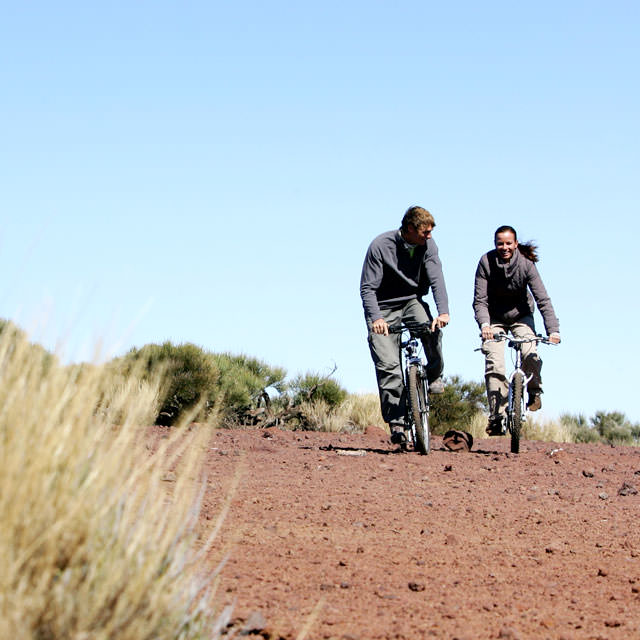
429, 375, 488, 435
288, 371, 348, 408
559, 411, 640, 445
212, 352, 287, 415
118, 341, 220, 425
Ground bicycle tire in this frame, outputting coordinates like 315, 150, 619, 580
510, 372, 524, 454
408, 364, 430, 454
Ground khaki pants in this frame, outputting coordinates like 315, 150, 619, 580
367, 299, 443, 425
481, 315, 542, 417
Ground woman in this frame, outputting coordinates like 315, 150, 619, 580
473, 225, 561, 435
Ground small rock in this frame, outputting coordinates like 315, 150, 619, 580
498, 627, 523, 640
242, 611, 267, 635
597, 568, 608, 577
161, 471, 177, 482
408, 581, 426, 592
599, 492, 609, 500
582, 469, 595, 478
340, 582, 350, 589
444, 465, 453, 472
618, 482, 638, 496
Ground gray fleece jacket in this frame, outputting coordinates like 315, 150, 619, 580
473, 248, 560, 334
360, 230, 449, 322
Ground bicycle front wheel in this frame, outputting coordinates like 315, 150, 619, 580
510, 372, 524, 454
408, 364, 430, 454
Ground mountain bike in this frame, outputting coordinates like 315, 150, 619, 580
476, 333, 556, 454
388, 322, 432, 454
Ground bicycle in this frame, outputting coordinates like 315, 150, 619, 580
388, 322, 433, 454
475, 333, 556, 454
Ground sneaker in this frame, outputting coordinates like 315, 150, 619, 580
486, 415, 505, 436
527, 391, 542, 412
389, 423, 407, 445
428, 378, 445, 394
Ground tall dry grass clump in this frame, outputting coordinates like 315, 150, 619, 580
299, 393, 385, 433
0, 327, 230, 639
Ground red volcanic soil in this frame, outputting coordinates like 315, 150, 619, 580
187, 426, 640, 639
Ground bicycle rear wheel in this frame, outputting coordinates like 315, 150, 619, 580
510, 372, 524, 454
408, 364, 430, 454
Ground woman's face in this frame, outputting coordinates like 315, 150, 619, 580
495, 231, 518, 262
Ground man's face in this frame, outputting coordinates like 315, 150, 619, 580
495, 231, 518, 262
404, 223, 432, 246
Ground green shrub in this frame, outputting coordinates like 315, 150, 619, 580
592, 411, 638, 445
560, 411, 640, 445
429, 375, 487, 435
212, 352, 286, 414
118, 342, 220, 425
289, 372, 348, 409
560, 413, 600, 443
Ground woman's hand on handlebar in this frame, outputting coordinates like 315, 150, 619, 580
372, 318, 389, 336
549, 332, 561, 344
431, 313, 450, 331
481, 325, 494, 341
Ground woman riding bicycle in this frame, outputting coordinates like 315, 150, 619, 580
473, 225, 561, 436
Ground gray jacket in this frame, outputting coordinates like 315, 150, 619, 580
473, 248, 559, 334
360, 230, 449, 322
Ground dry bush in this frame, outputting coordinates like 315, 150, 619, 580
298, 393, 385, 434
466, 412, 576, 443
0, 328, 230, 639
340, 393, 386, 431
522, 416, 575, 443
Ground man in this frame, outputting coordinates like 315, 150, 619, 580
360, 206, 450, 444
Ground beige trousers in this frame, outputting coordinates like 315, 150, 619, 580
481, 316, 542, 417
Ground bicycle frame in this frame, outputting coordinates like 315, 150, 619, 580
477, 332, 555, 453
505, 342, 529, 435
390, 323, 431, 454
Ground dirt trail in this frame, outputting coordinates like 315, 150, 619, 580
184, 425, 640, 639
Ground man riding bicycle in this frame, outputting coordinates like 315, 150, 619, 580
360, 206, 450, 445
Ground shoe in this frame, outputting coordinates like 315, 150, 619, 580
389, 423, 407, 445
428, 378, 445, 394
485, 415, 505, 436
527, 391, 542, 412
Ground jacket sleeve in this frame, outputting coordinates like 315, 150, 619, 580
359, 243, 384, 322
527, 263, 560, 334
424, 240, 450, 315
473, 257, 491, 327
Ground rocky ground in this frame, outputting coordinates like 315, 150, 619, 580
180, 425, 640, 639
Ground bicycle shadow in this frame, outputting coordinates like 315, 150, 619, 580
304, 442, 514, 458
300, 443, 408, 456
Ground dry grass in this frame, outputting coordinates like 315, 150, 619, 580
466, 411, 575, 443
298, 393, 385, 433
0, 327, 229, 639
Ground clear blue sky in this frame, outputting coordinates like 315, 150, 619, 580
2, 1, 639, 423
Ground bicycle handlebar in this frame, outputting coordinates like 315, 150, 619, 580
474, 333, 559, 351
387, 322, 432, 335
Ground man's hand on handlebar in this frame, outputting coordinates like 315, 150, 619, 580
372, 318, 389, 336
549, 332, 561, 344
431, 313, 449, 332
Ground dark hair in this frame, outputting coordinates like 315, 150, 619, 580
494, 225, 539, 262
